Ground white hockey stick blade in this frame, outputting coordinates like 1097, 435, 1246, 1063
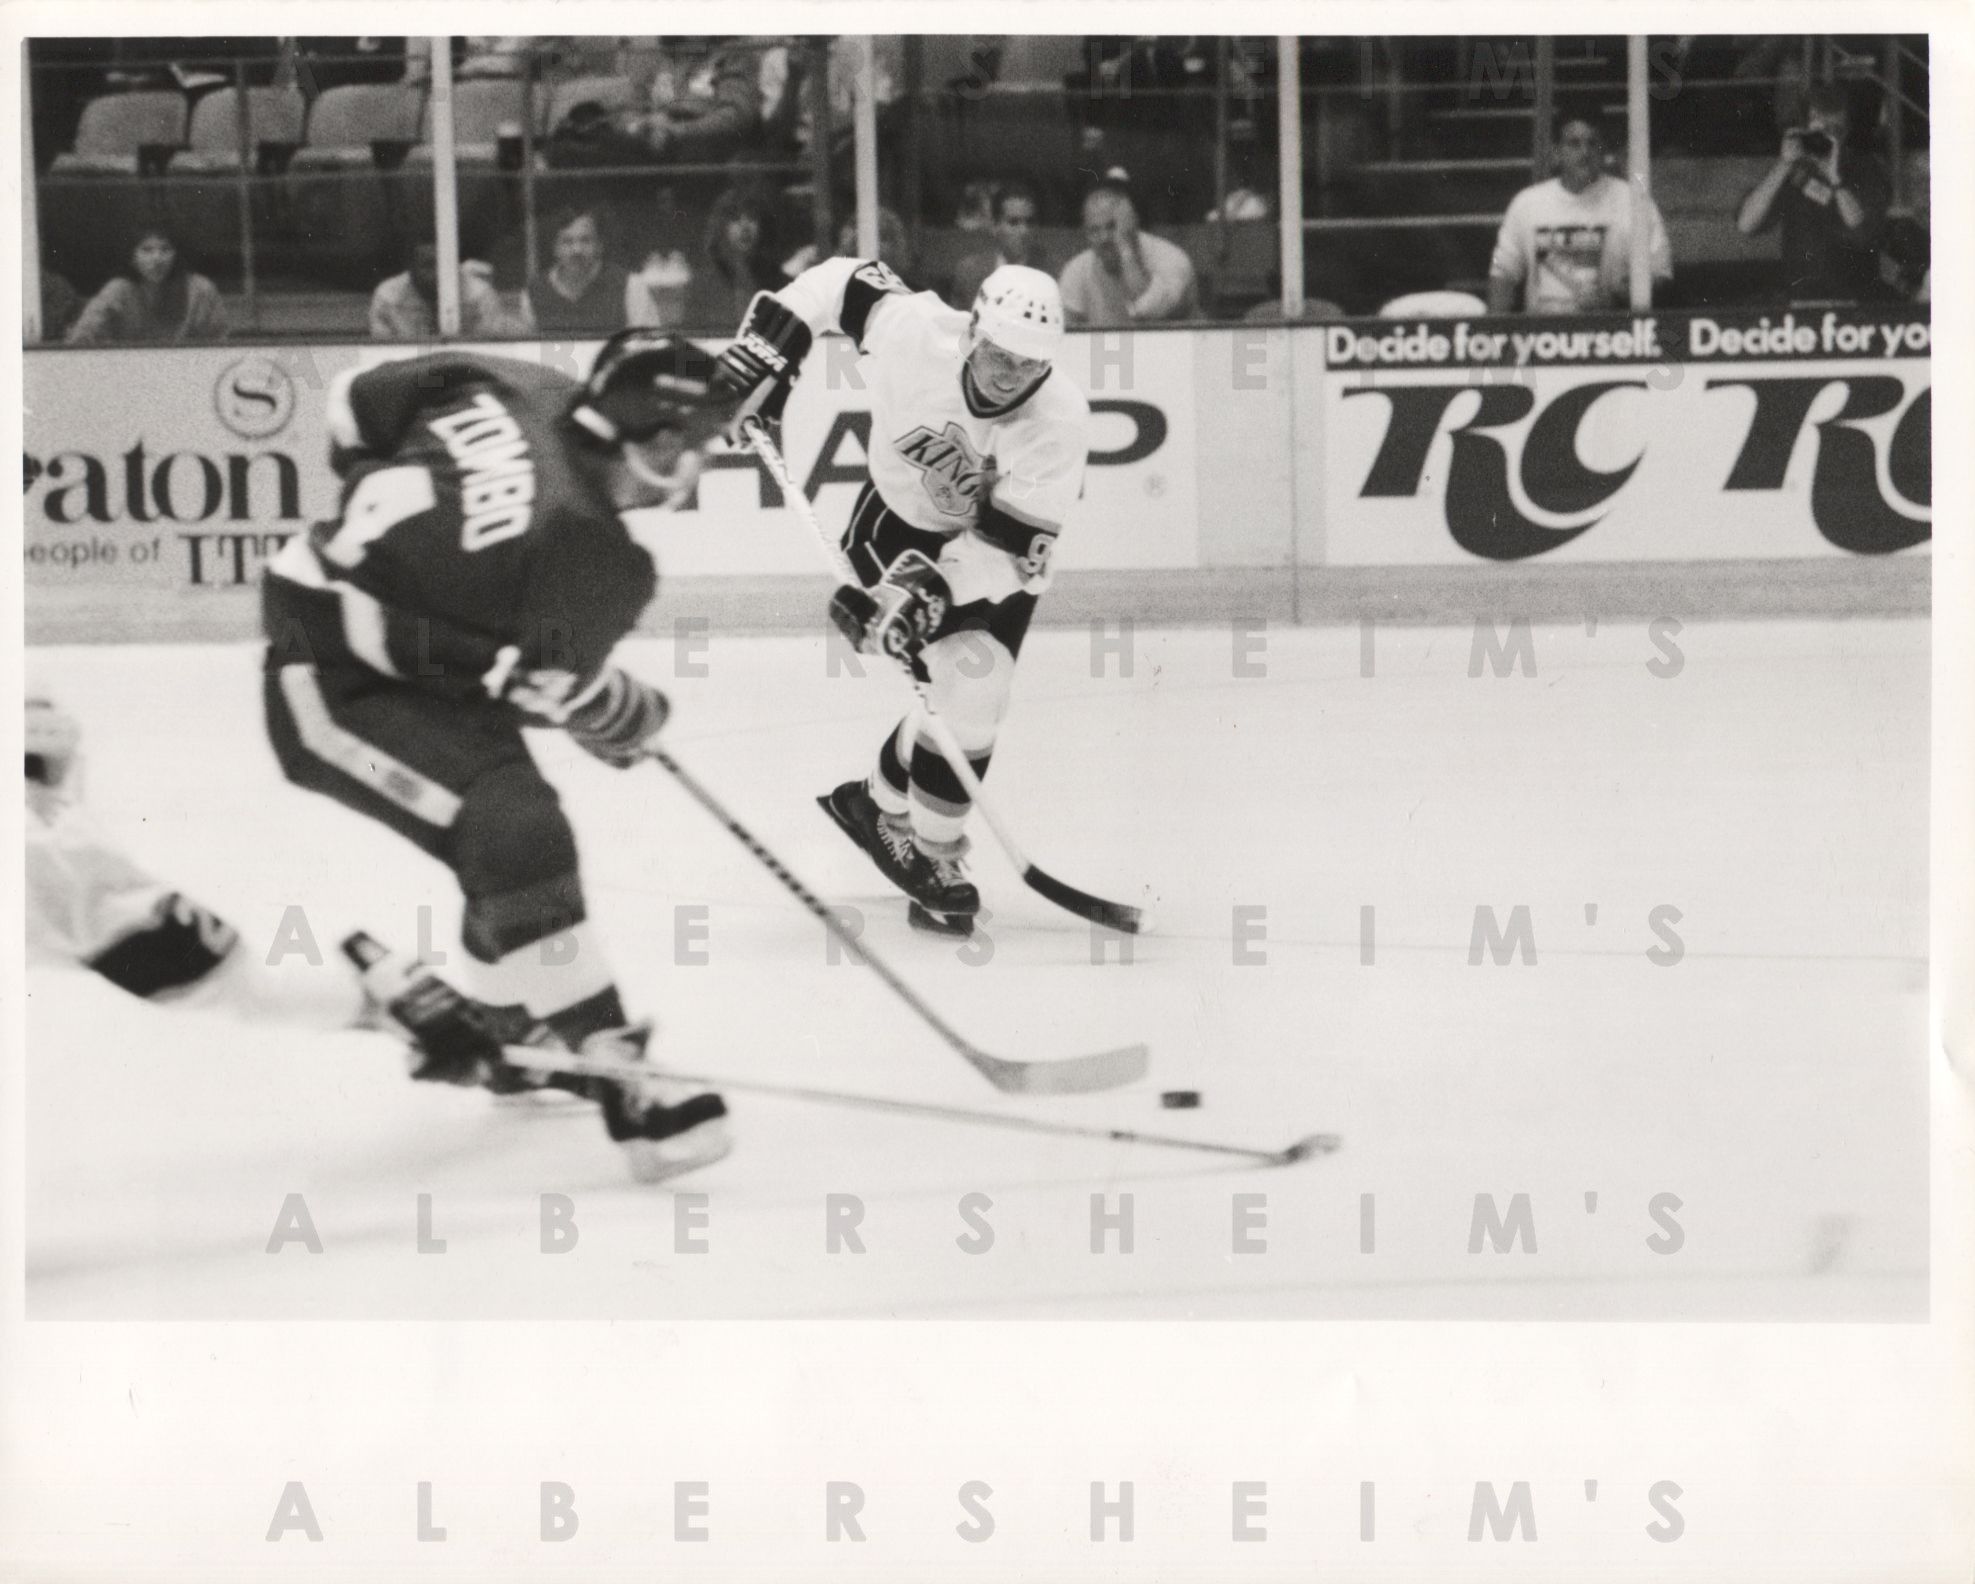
970, 1041, 1150, 1096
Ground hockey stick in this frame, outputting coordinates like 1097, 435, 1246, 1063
644, 745, 1148, 1097
500, 1042, 1336, 1169
742, 416, 1145, 935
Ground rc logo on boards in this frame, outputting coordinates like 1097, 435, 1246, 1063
1347, 380, 1647, 561
1349, 374, 1930, 560
213, 355, 296, 440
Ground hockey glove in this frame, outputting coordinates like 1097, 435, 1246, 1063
560, 666, 671, 768
712, 291, 812, 429
829, 550, 952, 676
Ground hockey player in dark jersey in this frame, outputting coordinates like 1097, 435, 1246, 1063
261, 331, 729, 1182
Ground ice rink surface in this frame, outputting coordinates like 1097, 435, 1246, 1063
23, 617, 1929, 1319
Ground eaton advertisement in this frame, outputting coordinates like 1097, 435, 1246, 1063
21, 333, 1199, 598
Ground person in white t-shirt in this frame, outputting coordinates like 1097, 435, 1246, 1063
1486, 116, 1672, 314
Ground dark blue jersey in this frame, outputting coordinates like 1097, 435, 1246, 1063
264, 353, 655, 700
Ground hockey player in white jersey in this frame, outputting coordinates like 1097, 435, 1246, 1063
712, 258, 1088, 933
25, 687, 368, 1029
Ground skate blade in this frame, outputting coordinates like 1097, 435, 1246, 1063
621, 1118, 733, 1185
816, 790, 861, 840
491, 1087, 592, 1116
907, 902, 975, 938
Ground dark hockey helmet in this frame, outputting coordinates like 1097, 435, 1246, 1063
570, 330, 723, 447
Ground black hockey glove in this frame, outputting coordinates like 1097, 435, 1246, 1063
561, 666, 671, 768
829, 550, 952, 677
712, 291, 813, 428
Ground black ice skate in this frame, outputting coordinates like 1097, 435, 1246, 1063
818, 778, 980, 935
585, 1023, 732, 1184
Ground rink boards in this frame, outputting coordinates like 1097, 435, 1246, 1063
22, 306, 1930, 643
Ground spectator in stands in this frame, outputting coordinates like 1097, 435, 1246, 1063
682, 182, 785, 329
39, 269, 83, 343
949, 181, 1050, 310
1879, 144, 1929, 303
618, 38, 765, 165
369, 240, 523, 340
1058, 180, 1201, 327
67, 227, 228, 345
783, 207, 927, 291
1487, 115, 1672, 314
1735, 83, 1891, 304
521, 206, 666, 334
954, 182, 996, 234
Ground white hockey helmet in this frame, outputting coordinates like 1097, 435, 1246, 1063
970, 264, 1065, 364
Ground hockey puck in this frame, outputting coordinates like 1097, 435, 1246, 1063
1159, 1090, 1201, 1109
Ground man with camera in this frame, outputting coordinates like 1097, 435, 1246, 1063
1736, 83, 1891, 304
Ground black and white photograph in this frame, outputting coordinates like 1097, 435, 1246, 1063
3, 7, 1969, 1579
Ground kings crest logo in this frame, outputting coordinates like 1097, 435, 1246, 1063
897, 421, 988, 518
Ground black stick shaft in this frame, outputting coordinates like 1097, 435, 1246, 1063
503, 1044, 1300, 1166
649, 749, 980, 1056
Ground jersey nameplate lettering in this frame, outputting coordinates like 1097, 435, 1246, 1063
897, 421, 988, 518
428, 391, 538, 550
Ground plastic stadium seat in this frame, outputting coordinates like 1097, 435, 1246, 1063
1242, 297, 1347, 323
48, 90, 188, 175
169, 86, 307, 170
297, 82, 427, 150
286, 84, 428, 286
396, 78, 555, 256
411, 77, 552, 161
163, 88, 308, 279
1378, 290, 1488, 318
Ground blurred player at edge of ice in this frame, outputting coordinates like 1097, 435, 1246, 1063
712, 257, 1089, 935
25, 686, 367, 1030
257, 332, 731, 1183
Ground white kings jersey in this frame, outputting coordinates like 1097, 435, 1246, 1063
773, 257, 1090, 607
25, 779, 366, 1029
26, 779, 239, 989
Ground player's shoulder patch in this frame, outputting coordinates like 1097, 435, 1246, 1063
841, 259, 915, 348
851, 259, 909, 297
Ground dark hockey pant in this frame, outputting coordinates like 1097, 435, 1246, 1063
263, 659, 623, 1042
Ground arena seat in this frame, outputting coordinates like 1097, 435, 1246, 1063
408, 77, 553, 165
167, 85, 307, 171
385, 78, 556, 271
296, 81, 428, 152
1378, 289, 1488, 318
161, 88, 308, 278
47, 90, 188, 176
285, 84, 428, 286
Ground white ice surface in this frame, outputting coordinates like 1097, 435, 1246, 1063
23, 619, 1929, 1318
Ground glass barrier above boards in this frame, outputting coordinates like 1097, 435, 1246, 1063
24, 35, 1930, 347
